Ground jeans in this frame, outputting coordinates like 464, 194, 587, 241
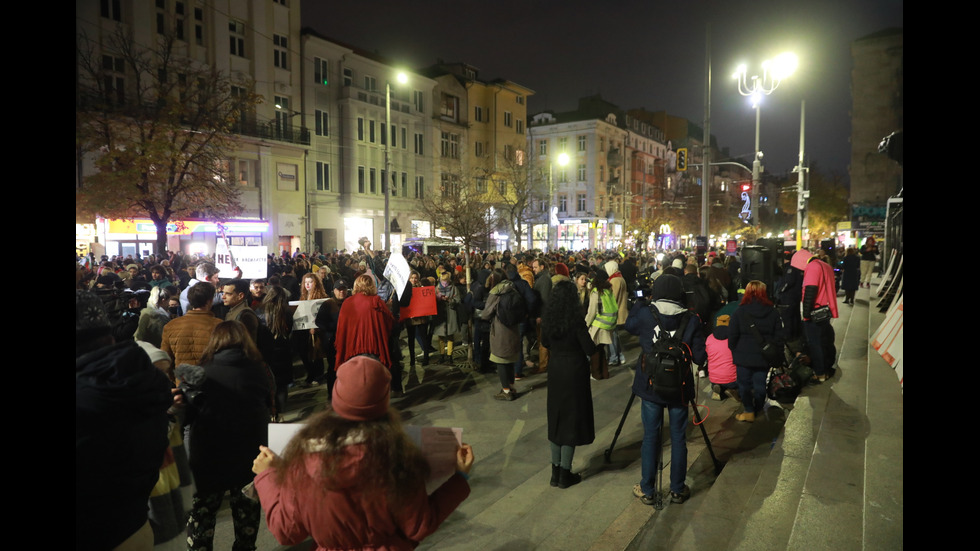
736, 365, 768, 413
640, 398, 688, 495
803, 319, 836, 376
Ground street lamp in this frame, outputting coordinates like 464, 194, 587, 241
732, 52, 797, 230
385, 71, 408, 253
548, 152, 569, 251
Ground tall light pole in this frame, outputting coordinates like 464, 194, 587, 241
548, 152, 569, 251
795, 100, 808, 250
385, 71, 408, 253
732, 52, 797, 230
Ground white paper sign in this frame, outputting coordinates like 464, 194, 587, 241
383, 253, 411, 300
289, 298, 328, 330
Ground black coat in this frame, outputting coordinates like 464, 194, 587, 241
542, 320, 596, 446
728, 301, 785, 368
186, 348, 271, 493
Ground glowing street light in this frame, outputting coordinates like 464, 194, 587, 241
732, 52, 797, 229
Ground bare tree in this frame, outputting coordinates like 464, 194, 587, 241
418, 169, 499, 288
76, 26, 258, 252
484, 145, 547, 252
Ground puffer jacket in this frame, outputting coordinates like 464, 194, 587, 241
160, 310, 222, 368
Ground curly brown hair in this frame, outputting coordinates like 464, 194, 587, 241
276, 407, 430, 508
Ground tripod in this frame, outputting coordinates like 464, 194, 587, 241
604, 390, 723, 507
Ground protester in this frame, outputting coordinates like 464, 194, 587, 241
252, 356, 474, 550
728, 281, 786, 422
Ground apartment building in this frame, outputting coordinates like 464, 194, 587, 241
76, 0, 308, 257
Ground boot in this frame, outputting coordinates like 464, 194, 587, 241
558, 467, 581, 489
550, 465, 560, 487
735, 411, 755, 423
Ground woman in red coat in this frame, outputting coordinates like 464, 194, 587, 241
334, 274, 394, 368
252, 356, 474, 550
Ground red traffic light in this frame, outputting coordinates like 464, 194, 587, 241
740, 182, 752, 192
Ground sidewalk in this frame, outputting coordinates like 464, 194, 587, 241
206, 283, 902, 550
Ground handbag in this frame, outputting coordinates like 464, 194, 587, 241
810, 305, 832, 323
767, 365, 800, 403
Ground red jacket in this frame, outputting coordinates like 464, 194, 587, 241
334, 293, 394, 368
255, 444, 470, 550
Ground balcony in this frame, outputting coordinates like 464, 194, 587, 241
231, 115, 310, 146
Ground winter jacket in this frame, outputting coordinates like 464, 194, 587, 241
160, 310, 222, 369
76, 340, 172, 550
255, 443, 470, 550
626, 299, 706, 405
481, 280, 522, 363
728, 302, 786, 368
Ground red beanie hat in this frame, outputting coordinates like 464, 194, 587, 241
332, 356, 391, 421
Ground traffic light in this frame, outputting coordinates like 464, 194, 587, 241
677, 148, 687, 171
740, 182, 752, 193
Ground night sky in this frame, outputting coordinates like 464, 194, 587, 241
303, 0, 903, 179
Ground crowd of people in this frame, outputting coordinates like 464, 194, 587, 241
76, 237, 865, 549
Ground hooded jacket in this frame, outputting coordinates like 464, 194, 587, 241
255, 443, 470, 550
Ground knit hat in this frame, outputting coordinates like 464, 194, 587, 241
76, 290, 111, 334
332, 356, 391, 421
651, 274, 685, 303
553, 262, 570, 278
790, 249, 813, 271
671, 258, 684, 269
712, 302, 739, 340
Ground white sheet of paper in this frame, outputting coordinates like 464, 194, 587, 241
383, 253, 411, 300
267, 423, 304, 456
289, 298, 328, 330
404, 425, 463, 494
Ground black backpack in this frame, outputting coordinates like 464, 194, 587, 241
642, 308, 695, 403
495, 285, 527, 327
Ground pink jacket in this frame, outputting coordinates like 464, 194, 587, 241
803, 259, 839, 319
706, 335, 737, 385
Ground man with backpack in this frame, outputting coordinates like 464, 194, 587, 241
625, 274, 706, 506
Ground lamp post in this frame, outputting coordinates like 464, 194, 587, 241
385, 72, 408, 254
732, 52, 797, 230
548, 152, 569, 251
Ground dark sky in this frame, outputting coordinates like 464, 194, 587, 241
303, 0, 903, 179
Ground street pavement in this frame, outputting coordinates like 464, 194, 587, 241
196, 282, 902, 551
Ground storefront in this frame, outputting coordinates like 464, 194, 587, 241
91, 218, 270, 258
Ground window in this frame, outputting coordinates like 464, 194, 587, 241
102, 54, 125, 105
369, 120, 375, 143
414, 133, 424, 155
402, 127, 407, 149
364, 75, 377, 92
380, 123, 386, 145
194, 7, 204, 45
558, 168, 568, 183
474, 142, 484, 158
273, 35, 288, 69
559, 195, 567, 213
504, 111, 513, 127
503, 144, 514, 161
516, 119, 524, 134
358, 166, 365, 193
174, 2, 186, 40
316, 162, 330, 191
600, 137, 605, 152
441, 174, 460, 198
314, 109, 328, 137
474, 106, 484, 122
391, 124, 397, 147
100, 0, 121, 21
600, 165, 605, 182
314, 57, 328, 85
539, 140, 548, 156
156, 0, 166, 34
343, 67, 353, 86
516, 95, 524, 104
516, 149, 525, 166
236, 159, 256, 187
415, 176, 424, 199
578, 164, 586, 181
440, 94, 458, 122
357, 117, 364, 141
413, 90, 425, 113
577, 194, 586, 212
578, 135, 587, 152
229, 20, 245, 57
370, 168, 377, 194
476, 177, 487, 193
441, 132, 459, 159
498, 179, 507, 196
559, 137, 568, 152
